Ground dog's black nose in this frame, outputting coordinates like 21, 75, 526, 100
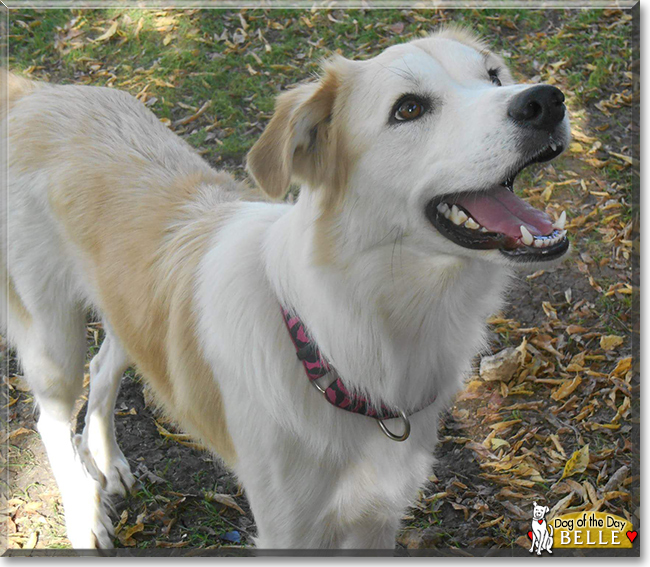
507, 85, 566, 131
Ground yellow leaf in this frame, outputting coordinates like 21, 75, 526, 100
204, 491, 245, 514
94, 20, 118, 42
120, 522, 144, 546
571, 129, 596, 144
551, 376, 582, 401
589, 422, 620, 431
134, 17, 144, 39
600, 335, 624, 351
541, 183, 554, 202
489, 419, 522, 432
0, 426, 34, 444
561, 444, 590, 480
163, 33, 173, 46
24, 531, 38, 549
479, 516, 503, 529
611, 357, 632, 376
542, 301, 557, 319
583, 480, 598, 505
490, 438, 510, 450
566, 325, 587, 335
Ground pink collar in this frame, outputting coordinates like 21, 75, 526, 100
281, 306, 436, 440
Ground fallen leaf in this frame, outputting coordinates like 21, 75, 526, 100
489, 419, 522, 433
478, 516, 503, 529
561, 444, 590, 480
611, 357, 632, 376
24, 530, 38, 549
603, 465, 629, 492
551, 376, 582, 401
515, 534, 532, 549
119, 522, 144, 546
0, 427, 34, 444
490, 438, 510, 450
549, 492, 574, 519
93, 20, 118, 42
600, 335, 624, 351
204, 491, 245, 514
566, 325, 587, 335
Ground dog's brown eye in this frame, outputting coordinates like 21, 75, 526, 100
395, 99, 423, 121
489, 69, 502, 87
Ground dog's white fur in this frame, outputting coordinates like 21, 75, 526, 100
2, 28, 569, 549
530, 502, 554, 554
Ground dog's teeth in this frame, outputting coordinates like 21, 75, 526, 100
520, 225, 534, 246
480, 227, 489, 233
437, 202, 449, 215
444, 208, 451, 219
534, 239, 544, 248
552, 210, 566, 230
450, 205, 467, 225
465, 217, 480, 230
550, 141, 557, 152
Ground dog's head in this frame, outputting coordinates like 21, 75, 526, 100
532, 502, 550, 520
248, 27, 571, 267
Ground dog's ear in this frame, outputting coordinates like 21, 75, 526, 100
533, 501, 537, 507
247, 57, 351, 200
544, 506, 549, 514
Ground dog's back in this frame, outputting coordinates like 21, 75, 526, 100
3, 73, 249, 472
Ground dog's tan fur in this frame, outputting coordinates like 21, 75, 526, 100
247, 57, 359, 265
4, 76, 251, 465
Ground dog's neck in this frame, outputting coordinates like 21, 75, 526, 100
264, 189, 511, 412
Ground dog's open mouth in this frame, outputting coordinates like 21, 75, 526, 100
426, 143, 569, 262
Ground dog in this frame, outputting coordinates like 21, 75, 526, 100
530, 502, 554, 554
1, 27, 570, 549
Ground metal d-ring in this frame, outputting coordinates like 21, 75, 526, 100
376, 409, 411, 442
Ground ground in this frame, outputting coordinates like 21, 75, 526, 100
1, 6, 639, 556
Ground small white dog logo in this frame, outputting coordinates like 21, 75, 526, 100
529, 502, 554, 555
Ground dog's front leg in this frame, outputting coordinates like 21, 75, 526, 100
340, 515, 401, 549
77, 327, 135, 497
17, 307, 114, 548
235, 443, 344, 548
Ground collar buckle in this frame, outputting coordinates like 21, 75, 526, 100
376, 409, 411, 442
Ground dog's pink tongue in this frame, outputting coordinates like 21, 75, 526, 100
455, 186, 554, 238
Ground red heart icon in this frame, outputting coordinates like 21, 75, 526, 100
538, 520, 543, 524
527, 531, 533, 540
627, 531, 637, 543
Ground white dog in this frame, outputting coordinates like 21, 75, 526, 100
530, 502, 554, 554
1, 27, 570, 549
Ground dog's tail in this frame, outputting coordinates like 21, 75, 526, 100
0, 69, 40, 116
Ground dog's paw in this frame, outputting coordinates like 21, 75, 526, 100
74, 433, 135, 498
66, 501, 114, 549
104, 451, 135, 498
61, 462, 116, 549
